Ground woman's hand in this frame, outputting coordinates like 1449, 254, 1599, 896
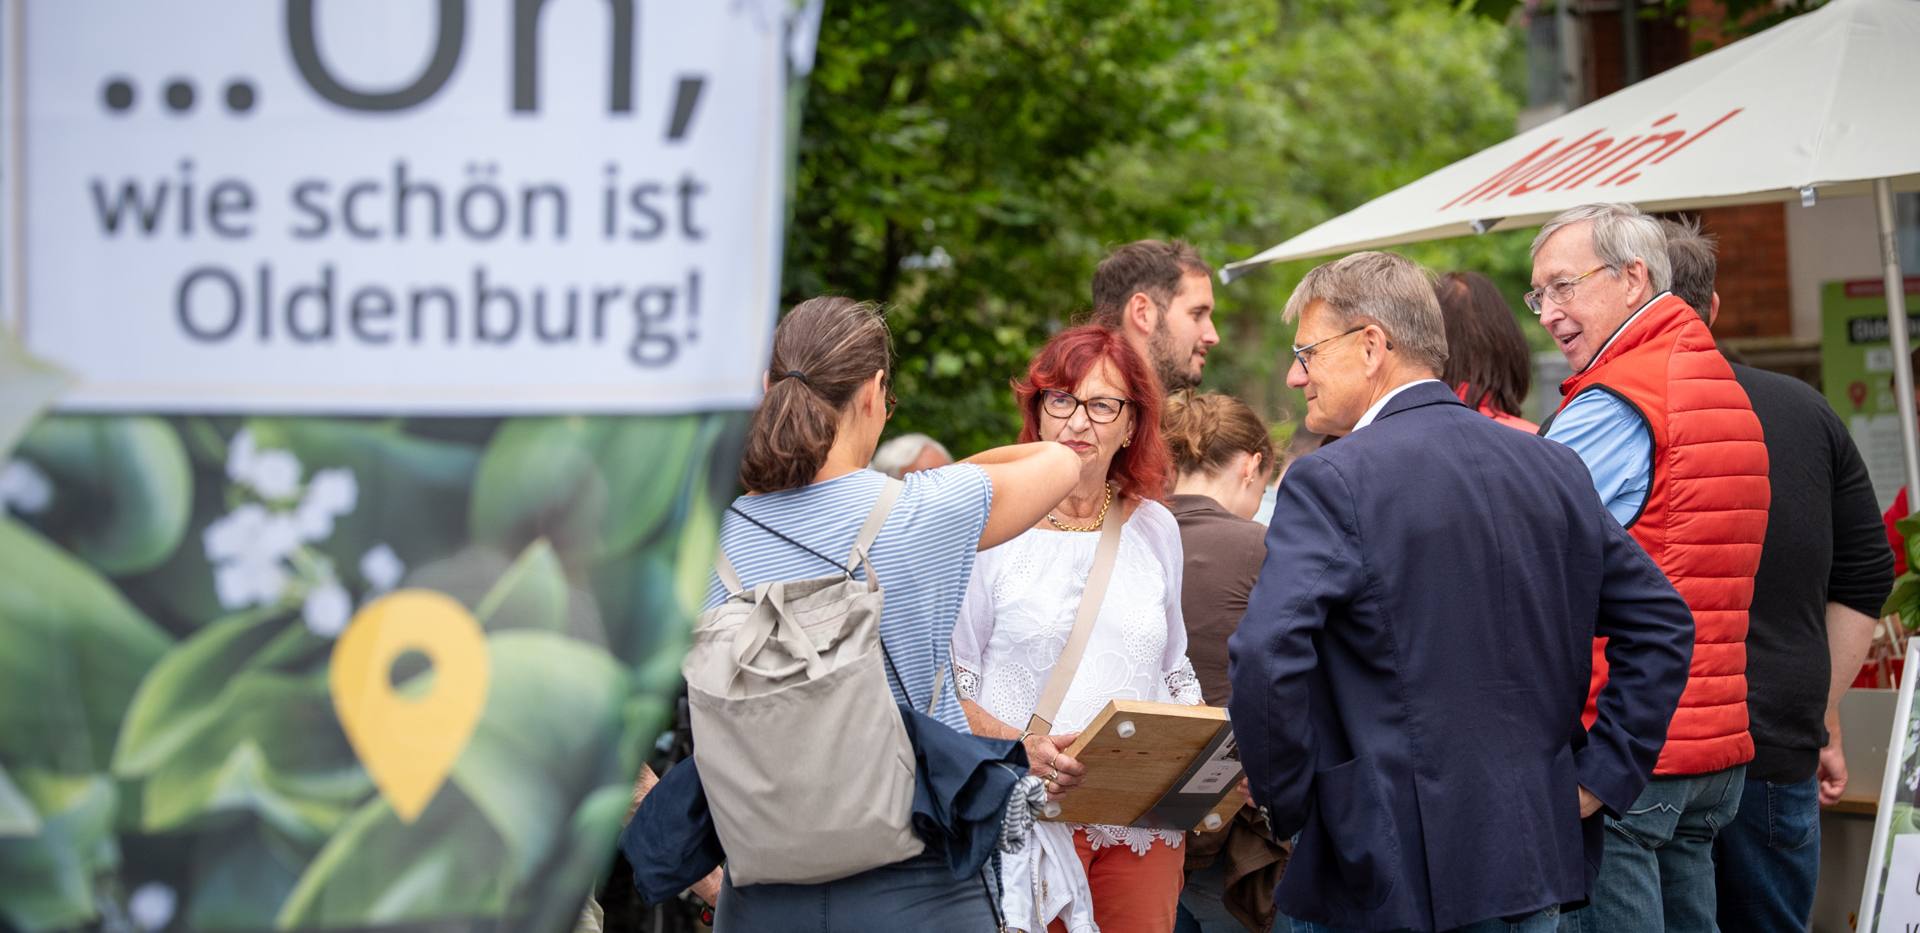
1023, 732, 1086, 800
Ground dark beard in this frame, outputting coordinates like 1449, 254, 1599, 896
1148, 323, 1199, 394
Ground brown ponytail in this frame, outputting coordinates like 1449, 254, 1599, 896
739, 296, 892, 493
1162, 392, 1274, 478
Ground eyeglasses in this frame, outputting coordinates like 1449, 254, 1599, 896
1040, 389, 1130, 424
1524, 265, 1612, 315
1290, 326, 1367, 375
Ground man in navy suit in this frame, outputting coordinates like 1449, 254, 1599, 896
1228, 251, 1695, 933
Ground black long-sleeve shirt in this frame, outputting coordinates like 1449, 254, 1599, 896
1731, 363, 1893, 782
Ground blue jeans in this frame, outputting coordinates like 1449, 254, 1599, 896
713, 848, 998, 932
1288, 905, 1560, 933
1712, 774, 1820, 930
1176, 858, 1247, 932
1558, 765, 1745, 933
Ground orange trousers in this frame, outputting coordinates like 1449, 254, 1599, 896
1045, 830, 1186, 933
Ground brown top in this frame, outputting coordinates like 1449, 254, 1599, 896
1167, 494, 1268, 707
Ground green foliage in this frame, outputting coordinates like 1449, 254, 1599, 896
1651, 0, 1826, 42
786, 0, 1537, 454
0, 774, 116, 931
1884, 511, 1920, 631
0, 413, 737, 928
470, 416, 700, 566
17, 418, 193, 575
0, 519, 171, 775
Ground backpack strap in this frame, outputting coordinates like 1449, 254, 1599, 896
714, 549, 746, 596
1025, 499, 1131, 736
713, 476, 905, 596
845, 478, 905, 590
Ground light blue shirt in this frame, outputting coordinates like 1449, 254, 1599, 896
1544, 389, 1652, 526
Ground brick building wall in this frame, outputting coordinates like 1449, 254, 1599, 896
1575, 1, 1795, 339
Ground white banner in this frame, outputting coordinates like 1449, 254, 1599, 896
3, 0, 800, 414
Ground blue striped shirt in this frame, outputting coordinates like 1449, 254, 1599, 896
704, 466, 994, 732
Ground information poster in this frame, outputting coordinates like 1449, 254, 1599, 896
1819, 277, 1920, 510
1860, 643, 1920, 932
0, 2, 816, 930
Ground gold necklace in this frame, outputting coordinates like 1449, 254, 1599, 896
1047, 482, 1112, 532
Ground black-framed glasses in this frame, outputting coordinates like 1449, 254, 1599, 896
1040, 389, 1129, 424
1290, 325, 1367, 375
1524, 264, 1612, 315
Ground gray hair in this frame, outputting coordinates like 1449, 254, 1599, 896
1281, 251, 1449, 373
1659, 216, 1716, 324
869, 433, 951, 478
1530, 202, 1672, 294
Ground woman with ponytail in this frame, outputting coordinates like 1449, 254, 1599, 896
1162, 393, 1289, 933
677, 296, 1081, 930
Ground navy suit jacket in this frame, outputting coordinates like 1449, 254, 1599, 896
1228, 381, 1693, 932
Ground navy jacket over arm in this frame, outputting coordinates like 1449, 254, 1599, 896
1227, 381, 1693, 933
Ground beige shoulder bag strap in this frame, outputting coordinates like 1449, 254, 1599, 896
1025, 501, 1130, 736
712, 478, 905, 596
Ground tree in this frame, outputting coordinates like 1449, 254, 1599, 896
785, 0, 1538, 455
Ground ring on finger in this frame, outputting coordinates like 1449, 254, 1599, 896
1048, 768, 1059, 783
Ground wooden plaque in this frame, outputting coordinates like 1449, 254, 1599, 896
1045, 699, 1244, 832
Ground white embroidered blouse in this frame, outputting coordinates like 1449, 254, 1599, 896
952, 498, 1204, 854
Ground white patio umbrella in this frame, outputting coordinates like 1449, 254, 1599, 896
1224, 0, 1920, 496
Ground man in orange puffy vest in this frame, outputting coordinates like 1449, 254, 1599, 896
1529, 203, 1769, 933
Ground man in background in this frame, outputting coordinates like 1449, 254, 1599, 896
869, 432, 953, 478
1661, 217, 1890, 930
1090, 239, 1221, 394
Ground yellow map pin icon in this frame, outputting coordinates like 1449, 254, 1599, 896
329, 589, 490, 823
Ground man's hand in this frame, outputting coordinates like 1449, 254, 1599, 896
628, 763, 660, 820
1578, 785, 1603, 819
1819, 735, 1849, 806
689, 867, 723, 906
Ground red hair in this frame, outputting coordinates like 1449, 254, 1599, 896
1014, 324, 1171, 501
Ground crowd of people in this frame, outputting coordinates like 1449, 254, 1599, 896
622, 201, 1894, 933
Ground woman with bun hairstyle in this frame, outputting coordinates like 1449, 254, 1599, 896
1163, 392, 1288, 933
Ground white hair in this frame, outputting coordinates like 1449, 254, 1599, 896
869, 433, 951, 478
1530, 202, 1672, 293
1281, 251, 1449, 373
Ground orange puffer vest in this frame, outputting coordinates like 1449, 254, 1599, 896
1553, 293, 1769, 777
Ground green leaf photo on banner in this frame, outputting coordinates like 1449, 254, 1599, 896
0, 413, 742, 931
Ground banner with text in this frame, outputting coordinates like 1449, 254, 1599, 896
1820, 278, 1920, 510
0, 2, 813, 930
5, 0, 793, 413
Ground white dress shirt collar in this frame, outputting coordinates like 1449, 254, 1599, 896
1353, 378, 1444, 432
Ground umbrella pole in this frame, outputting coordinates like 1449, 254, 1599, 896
1875, 177, 1920, 502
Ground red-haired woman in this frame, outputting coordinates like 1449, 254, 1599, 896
953, 325, 1201, 933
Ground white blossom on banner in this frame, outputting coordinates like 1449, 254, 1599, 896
360, 543, 405, 593
0, 459, 53, 515
303, 578, 352, 637
128, 882, 176, 932
295, 468, 358, 540
202, 429, 395, 639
